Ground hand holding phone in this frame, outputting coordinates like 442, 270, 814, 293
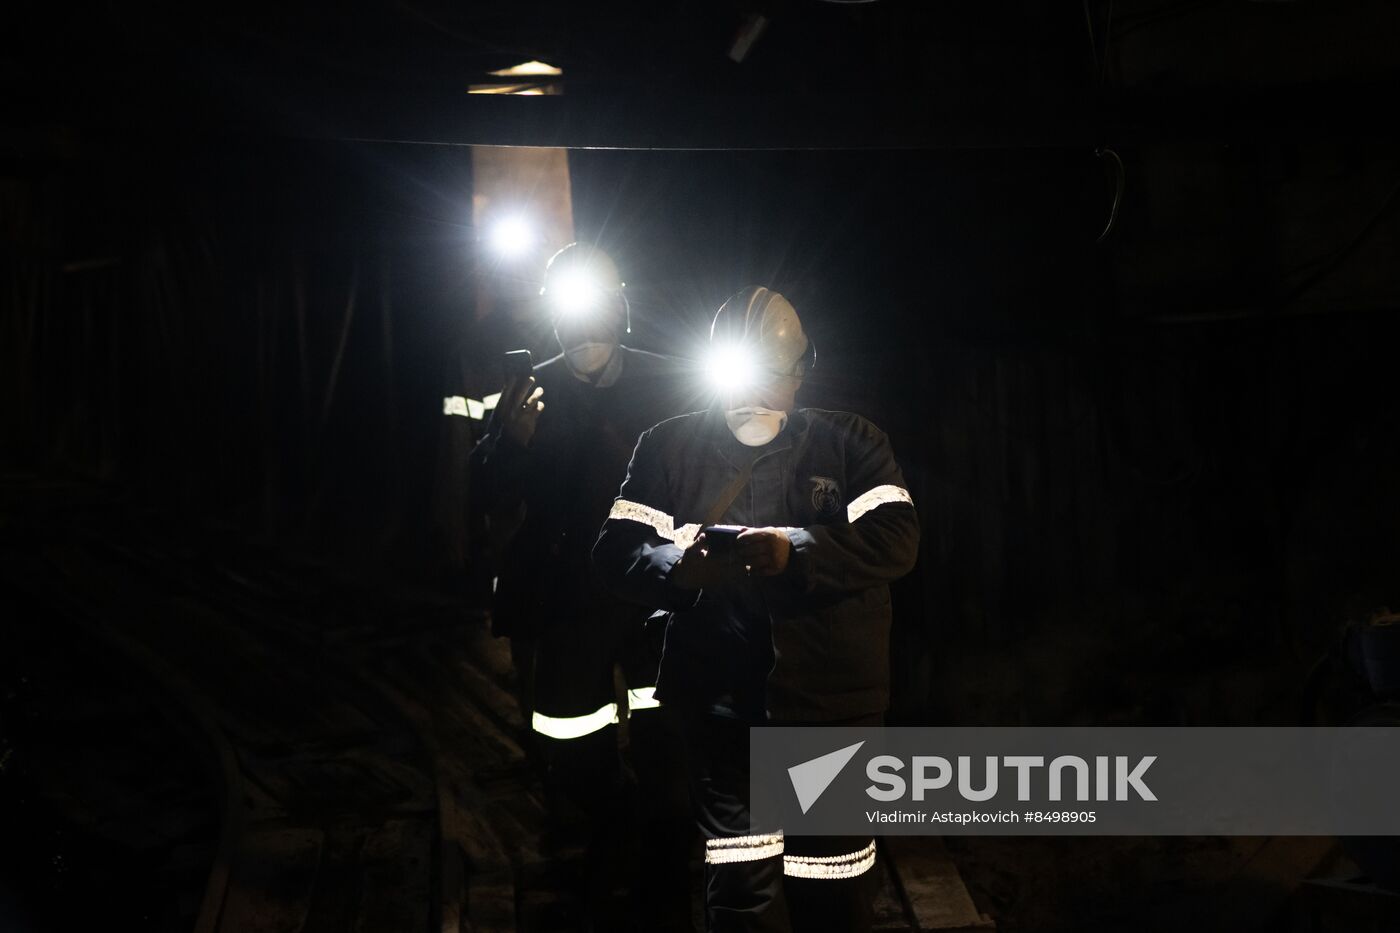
732, 526, 793, 577
699, 524, 744, 554
504, 349, 533, 382
670, 525, 748, 590
498, 349, 543, 447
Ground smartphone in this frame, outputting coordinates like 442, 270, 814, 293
504, 349, 534, 382
701, 524, 744, 553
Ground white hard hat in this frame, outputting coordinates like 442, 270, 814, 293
709, 286, 815, 376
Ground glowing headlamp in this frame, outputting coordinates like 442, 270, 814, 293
704, 342, 760, 393
547, 268, 608, 318
486, 214, 536, 259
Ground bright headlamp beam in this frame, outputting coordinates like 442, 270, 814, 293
549, 269, 605, 318
488, 215, 535, 258
705, 343, 759, 393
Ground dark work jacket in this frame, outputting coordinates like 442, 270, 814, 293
469, 346, 692, 639
591, 406, 920, 722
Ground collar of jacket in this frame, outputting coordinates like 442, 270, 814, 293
564, 342, 626, 388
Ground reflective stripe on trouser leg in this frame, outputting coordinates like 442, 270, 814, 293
782, 840, 877, 879
530, 701, 620, 740
704, 832, 785, 865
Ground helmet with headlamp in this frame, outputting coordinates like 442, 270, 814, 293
705, 286, 816, 445
705, 286, 815, 391
541, 243, 627, 325
541, 243, 630, 379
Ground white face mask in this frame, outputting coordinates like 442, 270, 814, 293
564, 341, 616, 376
724, 406, 788, 446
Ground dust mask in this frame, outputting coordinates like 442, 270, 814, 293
725, 406, 788, 446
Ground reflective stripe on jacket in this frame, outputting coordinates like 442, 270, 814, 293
592, 406, 919, 721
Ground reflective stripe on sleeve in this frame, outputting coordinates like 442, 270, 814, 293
846, 485, 913, 523
531, 702, 619, 740
626, 686, 661, 712
704, 832, 785, 865
782, 840, 877, 879
607, 499, 700, 548
608, 499, 674, 537
672, 523, 702, 549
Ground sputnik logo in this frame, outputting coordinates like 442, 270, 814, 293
788, 741, 865, 814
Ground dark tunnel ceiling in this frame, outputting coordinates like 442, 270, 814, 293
8, 0, 1400, 148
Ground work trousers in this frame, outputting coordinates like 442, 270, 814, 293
512, 613, 694, 932
679, 708, 882, 933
